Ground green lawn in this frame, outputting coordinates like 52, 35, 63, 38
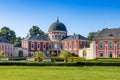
0, 66, 120, 80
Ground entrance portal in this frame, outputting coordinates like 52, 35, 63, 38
19, 50, 23, 57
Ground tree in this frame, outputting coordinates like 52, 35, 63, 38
0, 26, 16, 43
51, 51, 57, 57
14, 37, 22, 47
34, 51, 45, 62
60, 50, 72, 62
29, 26, 45, 35
0, 50, 6, 58
87, 31, 100, 40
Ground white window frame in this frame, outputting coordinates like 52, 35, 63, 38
99, 42, 104, 48
37, 42, 40, 50
43, 43, 46, 50
118, 42, 120, 48
31, 42, 34, 50
74, 41, 77, 50
99, 52, 104, 58
109, 42, 114, 48
109, 52, 113, 58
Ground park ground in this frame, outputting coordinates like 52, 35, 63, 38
0, 66, 120, 80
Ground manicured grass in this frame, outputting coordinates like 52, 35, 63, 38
0, 66, 120, 80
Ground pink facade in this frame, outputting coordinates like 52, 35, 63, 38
22, 39, 89, 56
22, 40, 49, 56
0, 42, 14, 57
22, 19, 89, 57
96, 40, 120, 58
62, 40, 89, 56
94, 28, 120, 58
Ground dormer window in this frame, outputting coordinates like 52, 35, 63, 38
109, 34, 113, 36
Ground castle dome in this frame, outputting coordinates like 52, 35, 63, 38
48, 19, 67, 32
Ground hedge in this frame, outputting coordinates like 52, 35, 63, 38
9, 57, 27, 61
0, 62, 78, 66
0, 61, 120, 66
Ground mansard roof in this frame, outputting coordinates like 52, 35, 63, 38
62, 34, 88, 41
94, 28, 120, 40
0, 37, 12, 44
24, 35, 49, 41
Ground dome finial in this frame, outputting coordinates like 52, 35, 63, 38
57, 16, 59, 22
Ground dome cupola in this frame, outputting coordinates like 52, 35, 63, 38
48, 17, 67, 41
48, 18, 67, 32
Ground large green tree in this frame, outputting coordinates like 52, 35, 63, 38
0, 50, 6, 58
87, 30, 100, 41
0, 26, 16, 43
60, 50, 72, 62
34, 51, 45, 62
29, 26, 45, 35
14, 37, 22, 47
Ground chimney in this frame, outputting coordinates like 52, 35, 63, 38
74, 33, 76, 36
73, 33, 76, 39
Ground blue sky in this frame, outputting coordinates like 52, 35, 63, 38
0, 0, 120, 37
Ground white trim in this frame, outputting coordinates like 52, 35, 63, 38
31, 42, 34, 50
43, 42, 46, 50
37, 42, 40, 50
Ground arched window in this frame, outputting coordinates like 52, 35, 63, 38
83, 50, 87, 58
99, 42, 104, 48
109, 42, 114, 48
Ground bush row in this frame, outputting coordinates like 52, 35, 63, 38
51, 58, 64, 62
0, 62, 78, 66
0, 61, 120, 66
9, 57, 27, 61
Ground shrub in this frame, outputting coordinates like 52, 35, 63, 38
51, 57, 64, 62
9, 57, 27, 61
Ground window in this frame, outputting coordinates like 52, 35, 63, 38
100, 53, 104, 58
2, 45, 4, 49
118, 42, 120, 48
43, 43, 46, 49
37, 43, 40, 49
69, 42, 72, 49
59, 44, 61, 49
118, 54, 120, 58
52, 44, 54, 49
55, 35, 57, 39
49, 44, 51, 49
109, 42, 114, 48
31, 42, 34, 49
99, 42, 104, 48
52, 35, 54, 39
65, 42, 67, 49
83, 50, 87, 58
109, 52, 113, 58
58, 35, 61, 39
79, 43, 82, 48
74, 41, 76, 49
